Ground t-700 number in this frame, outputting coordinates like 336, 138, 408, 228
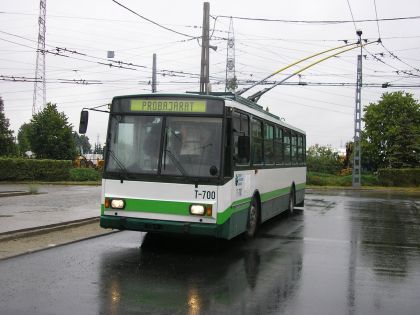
195, 190, 216, 200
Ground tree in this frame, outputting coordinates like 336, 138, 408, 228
0, 96, 16, 156
361, 91, 420, 169
73, 132, 92, 154
17, 123, 32, 155
28, 103, 77, 160
306, 144, 342, 174
93, 143, 103, 154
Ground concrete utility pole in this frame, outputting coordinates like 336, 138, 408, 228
152, 53, 157, 93
200, 2, 210, 94
32, 0, 47, 115
352, 30, 363, 187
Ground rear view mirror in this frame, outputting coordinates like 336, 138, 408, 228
79, 110, 89, 134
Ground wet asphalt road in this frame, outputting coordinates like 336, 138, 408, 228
0, 190, 419, 315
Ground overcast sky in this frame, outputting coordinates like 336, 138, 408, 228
1, 0, 419, 148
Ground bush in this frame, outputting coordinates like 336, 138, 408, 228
0, 158, 72, 181
307, 171, 379, 187
69, 168, 101, 181
306, 144, 342, 174
378, 168, 420, 187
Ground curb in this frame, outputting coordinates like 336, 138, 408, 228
0, 191, 31, 198
0, 217, 100, 242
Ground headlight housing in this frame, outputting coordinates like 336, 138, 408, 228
189, 204, 212, 216
110, 199, 125, 209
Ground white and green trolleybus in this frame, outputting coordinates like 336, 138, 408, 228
82, 92, 306, 239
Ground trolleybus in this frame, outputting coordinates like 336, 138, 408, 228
80, 92, 306, 239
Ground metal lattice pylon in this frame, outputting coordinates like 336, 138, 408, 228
225, 17, 236, 92
32, 0, 47, 115
352, 54, 362, 187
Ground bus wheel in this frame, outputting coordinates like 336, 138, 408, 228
288, 188, 295, 215
245, 198, 259, 238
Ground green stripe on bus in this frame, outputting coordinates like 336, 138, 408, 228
217, 197, 251, 225
125, 198, 191, 216
104, 198, 191, 216
260, 187, 290, 203
296, 182, 306, 190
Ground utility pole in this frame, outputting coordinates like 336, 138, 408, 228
200, 2, 210, 94
32, 0, 47, 115
152, 53, 157, 93
352, 30, 363, 187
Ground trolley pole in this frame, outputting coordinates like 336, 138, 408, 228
200, 2, 210, 94
152, 53, 157, 93
352, 30, 363, 187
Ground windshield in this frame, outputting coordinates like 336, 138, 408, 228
106, 115, 223, 178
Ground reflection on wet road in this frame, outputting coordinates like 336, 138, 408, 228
0, 190, 419, 314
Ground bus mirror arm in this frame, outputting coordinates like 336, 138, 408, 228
79, 105, 110, 134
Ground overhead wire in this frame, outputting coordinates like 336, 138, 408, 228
372, 0, 420, 73
213, 14, 420, 24
345, 0, 358, 32
111, 0, 199, 39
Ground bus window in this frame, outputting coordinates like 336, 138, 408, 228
297, 134, 303, 165
291, 132, 297, 165
162, 117, 222, 177
251, 118, 263, 165
107, 115, 162, 174
233, 111, 250, 166
264, 123, 274, 165
224, 117, 232, 177
283, 129, 291, 166
274, 126, 283, 165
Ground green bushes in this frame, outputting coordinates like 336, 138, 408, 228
307, 172, 379, 186
0, 158, 72, 181
378, 168, 420, 187
69, 168, 101, 181
306, 144, 342, 174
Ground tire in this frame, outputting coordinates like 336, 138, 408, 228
288, 188, 295, 215
245, 198, 259, 239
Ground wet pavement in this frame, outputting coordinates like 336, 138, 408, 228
0, 184, 101, 234
0, 190, 419, 314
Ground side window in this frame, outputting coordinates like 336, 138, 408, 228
283, 129, 291, 166
251, 118, 263, 165
233, 111, 250, 166
291, 132, 297, 165
297, 134, 303, 165
303, 135, 307, 165
274, 126, 283, 165
264, 123, 274, 165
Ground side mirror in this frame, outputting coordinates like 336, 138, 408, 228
238, 135, 250, 161
79, 110, 89, 134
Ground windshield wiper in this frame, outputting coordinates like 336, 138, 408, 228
107, 149, 129, 183
164, 149, 188, 176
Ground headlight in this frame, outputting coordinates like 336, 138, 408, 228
190, 204, 212, 216
111, 199, 125, 209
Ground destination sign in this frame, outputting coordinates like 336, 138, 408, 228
131, 99, 207, 113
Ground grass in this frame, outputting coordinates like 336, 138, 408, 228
27, 184, 39, 194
